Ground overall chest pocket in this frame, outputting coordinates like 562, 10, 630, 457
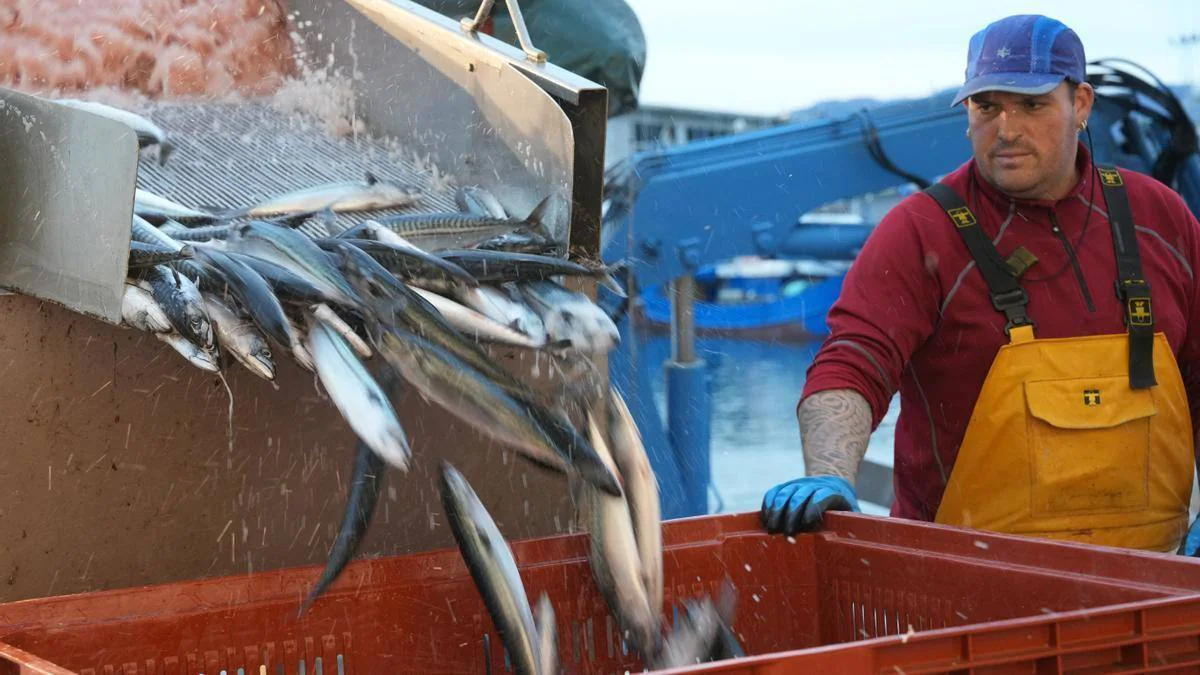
1024, 376, 1155, 517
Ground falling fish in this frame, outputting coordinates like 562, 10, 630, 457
131, 214, 186, 252
409, 286, 544, 348
226, 220, 362, 308
533, 593, 559, 675
202, 294, 276, 381
651, 597, 722, 670
516, 281, 620, 353
455, 284, 549, 346
310, 303, 371, 359
120, 283, 172, 333
307, 318, 411, 471
237, 173, 422, 217
299, 437, 388, 615
156, 331, 220, 372
327, 238, 477, 289
188, 246, 294, 352
54, 98, 174, 165
575, 412, 661, 660
608, 386, 663, 620
438, 461, 543, 675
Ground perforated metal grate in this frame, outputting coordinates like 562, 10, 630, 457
134, 101, 459, 240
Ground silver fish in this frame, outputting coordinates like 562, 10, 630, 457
307, 318, 411, 471
456, 185, 508, 219
135, 265, 214, 352
131, 214, 186, 252
300, 438, 387, 615
438, 462, 542, 675
54, 98, 173, 165
378, 196, 552, 252
226, 220, 361, 308
246, 172, 422, 217
203, 294, 275, 381
120, 283, 172, 332
410, 287, 543, 348
608, 386, 663, 621
651, 597, 722, 670
128, 241, 193, 268
335, 219, 414, 248
156, 332, 219, 372
455, 285, 548, 346
534, 593, 558, 675
135, 189, 218, 224
310, 303, 371, 358
516, 281, 620, 353
577, 412, 660, 660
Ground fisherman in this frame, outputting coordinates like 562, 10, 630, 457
761, 14, 1200, 554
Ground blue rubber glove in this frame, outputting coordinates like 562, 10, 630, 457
1181, 517, 1200, 556
760, 475, 860, 535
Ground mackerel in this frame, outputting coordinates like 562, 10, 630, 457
54, 99, 174, 164
608, 386, 663, 619
306, 319, 411, 471
516, 281, 620, 353
189, 247, 293, 351
120, 284, 172, 332
156, 332, 219, 372
202, 294, 275, 381
134, 264, 214, 352
226, 220, 362, 308
318, 237, 476, 288
409, 287, 544, 348
129, 241, 193, 268
377, 196, 551, 251
456, 185, 508, 219
242, 173, 422, 217
438, 462, 542, 675
135, 189, 219, 224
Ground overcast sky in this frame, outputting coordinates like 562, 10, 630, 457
621, 0, 1200, 116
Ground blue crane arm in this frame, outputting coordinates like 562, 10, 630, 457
602, 83, 1200, 292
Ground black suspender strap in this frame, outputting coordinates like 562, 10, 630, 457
1096, 165, 1157, 389
923, 183, 1034, 334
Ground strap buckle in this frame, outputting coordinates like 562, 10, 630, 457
1116, 278, 1154, 328
991, 287, 1035, 335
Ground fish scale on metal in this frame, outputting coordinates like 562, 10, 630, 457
134, 101, 459, 240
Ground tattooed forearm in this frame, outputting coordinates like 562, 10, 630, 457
798, 389, 872, 482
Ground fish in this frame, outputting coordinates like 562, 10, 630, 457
438, 461, 542, 675
240, 173, 422, 217
225, 252, 330, 307
135, 189, 220, 224
188, 247, 294, 351
651, 597, 722, 670
438, 249, 624, 296
132, 214, 186, 252
332, 241, 528, 394
156, 331, 220, 372
475, 230, 562, 255
368, 323, 575, 477
202, 294, 276, 381
515, 281, 621, 353
456, 185, 508, 219
608, 386, 663, 619
286, 313, 316, 372
226, 220, 362, 308
160, 221, 235, 242
709, 580, 745, 662
377, 196, 552, 252
128, 240, 193, 268
333, 219, 409, 245
409, 286, 544, 348
54, 98, 174, 165
325, 238, 477, 288
120, 283, 172, 332
133, 264, 214, 352
310, 303, 371, 359
299, 437, 387, 615
533, 593, 558, 675
576, 412, 660, 660
455, 284, 549, 346
306, 318, 410, 471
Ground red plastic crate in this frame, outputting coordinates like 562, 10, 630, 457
2, 512, 1200, 674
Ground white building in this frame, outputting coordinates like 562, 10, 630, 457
605, 104, 783, 168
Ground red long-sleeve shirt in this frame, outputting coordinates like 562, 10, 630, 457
801, 144, 1200, 521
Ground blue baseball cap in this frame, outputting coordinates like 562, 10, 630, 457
951, 15, 1086, 107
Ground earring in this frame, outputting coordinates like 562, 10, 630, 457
1079, 120, 1088, 131
966, 127, 971, 137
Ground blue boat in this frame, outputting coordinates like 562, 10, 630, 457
636, 257, 850, 340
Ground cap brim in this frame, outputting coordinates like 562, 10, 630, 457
950, 72, 1066, 107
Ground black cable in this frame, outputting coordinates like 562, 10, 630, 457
857, 110, 933, 190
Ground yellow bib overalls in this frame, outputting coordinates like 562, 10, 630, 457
923, 166, 1193, 552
